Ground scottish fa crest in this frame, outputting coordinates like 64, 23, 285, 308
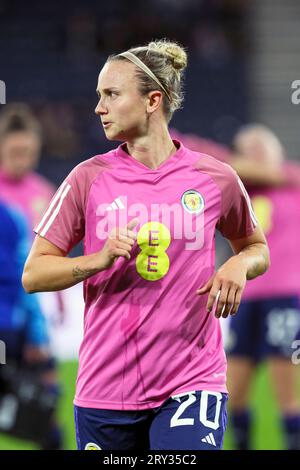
181, 189, 205, 214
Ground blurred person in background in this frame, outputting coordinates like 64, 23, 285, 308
0, 104, 54, 228
226, 124, 300, 450
23, 39, 269, 450
0, 106, 63, 449
0, 199, 49, 364
170, 127, 300, 188
0, 199, 58, 448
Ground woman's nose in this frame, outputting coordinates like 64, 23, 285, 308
95, 100, 107, 115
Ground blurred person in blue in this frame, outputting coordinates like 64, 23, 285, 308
0, 105, 66, 321
0, 200, 49, 364
0, 199, 63, 449
0, 105, 64, 449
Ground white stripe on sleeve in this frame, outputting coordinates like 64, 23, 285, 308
237, 177, 258, 226
35, 181, 68, 233
39, 184, 71, 237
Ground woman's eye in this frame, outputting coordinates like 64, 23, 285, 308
97, 91, 118, 100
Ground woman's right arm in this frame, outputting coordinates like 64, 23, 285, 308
22, 235, 105, 293
22, 219, 137, 293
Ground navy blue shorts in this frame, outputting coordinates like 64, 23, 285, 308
226, 296, 300, 361
74, 390, 228, 450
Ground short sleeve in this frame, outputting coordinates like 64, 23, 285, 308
217, 169, 258, 240
33, 168, 85, 253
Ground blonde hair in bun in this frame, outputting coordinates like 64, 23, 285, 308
109, 39, 188, 122
147, 39, 187, 73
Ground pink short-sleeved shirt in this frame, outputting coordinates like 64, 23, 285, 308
34, 140, 257, 410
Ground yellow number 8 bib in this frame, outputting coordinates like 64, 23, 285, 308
136, 222, 171, 281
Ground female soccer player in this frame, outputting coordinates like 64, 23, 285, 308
22, 39, 270, 450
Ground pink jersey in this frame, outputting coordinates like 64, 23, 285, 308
243, 186, 300, 300
34, 140, 256, 410
0, 169, 55, 229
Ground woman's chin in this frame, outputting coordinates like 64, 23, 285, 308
108, 131, 128, 142
104, 130, 118, 141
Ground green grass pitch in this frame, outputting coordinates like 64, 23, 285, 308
0, 361, 287, 450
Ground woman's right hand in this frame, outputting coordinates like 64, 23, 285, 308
22, 219, 139, 293
98, 218, 139, 270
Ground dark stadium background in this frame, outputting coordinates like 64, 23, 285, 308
0, 0, 299, 450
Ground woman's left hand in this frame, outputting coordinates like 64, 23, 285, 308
196, 256, 248, 318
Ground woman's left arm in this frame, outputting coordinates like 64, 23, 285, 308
196, 225, 270, 318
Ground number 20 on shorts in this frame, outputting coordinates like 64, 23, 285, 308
170, 391, 222, 430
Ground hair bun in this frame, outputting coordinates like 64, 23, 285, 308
148, 39, 187, 72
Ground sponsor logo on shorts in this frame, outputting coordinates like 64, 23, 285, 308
84, 442, 101, 450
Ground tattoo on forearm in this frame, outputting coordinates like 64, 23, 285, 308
72, 266, 97, 281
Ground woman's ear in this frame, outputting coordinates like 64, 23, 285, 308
146, 91, 163, 114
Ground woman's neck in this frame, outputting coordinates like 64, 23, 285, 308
125, 125, 177, 170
